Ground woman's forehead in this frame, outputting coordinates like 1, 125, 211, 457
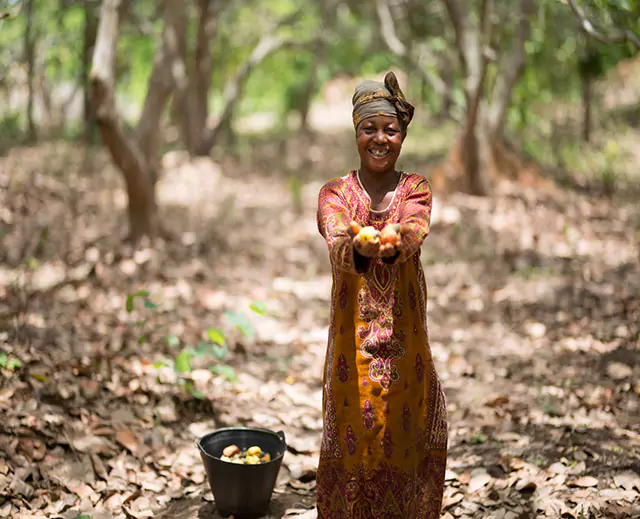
360, 115, 400, 126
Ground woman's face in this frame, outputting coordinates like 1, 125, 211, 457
356, 115, 405, 175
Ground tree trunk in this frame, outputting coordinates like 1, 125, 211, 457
135, 56, 173, 173
91, 0, 160, 243
485, 0, 534, 138
189, 0, 220, 153
459, 116, 495, 196
581, 73, 592, 142
24, 0, 37, 142
298, 54, 317, 134
443, 0, 533, 195
442, 0, 492, 195
83, 0, 99, 144
165, 1, 191, 151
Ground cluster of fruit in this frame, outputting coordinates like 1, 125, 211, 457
220, 444, 271, 464
349, 221, 403, 246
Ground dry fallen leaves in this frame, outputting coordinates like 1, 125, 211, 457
1, 141, 639, 519
571, 476, 599, 488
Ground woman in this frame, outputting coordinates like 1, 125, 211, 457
316, 71, 447, 519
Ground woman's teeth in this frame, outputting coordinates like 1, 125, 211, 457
369, 149, 389, 158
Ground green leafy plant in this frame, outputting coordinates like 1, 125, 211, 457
125, 291, 266, 399
470, 432, 486, 445
0, 352, 21, 371
125, 290, 156, 313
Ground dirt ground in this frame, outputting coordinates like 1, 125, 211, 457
0, 132, 639, 519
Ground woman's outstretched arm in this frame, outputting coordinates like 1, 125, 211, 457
318, 181, 371, 274
385, 176, 432, 264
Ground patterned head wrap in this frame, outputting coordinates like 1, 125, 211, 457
352, 71, 415, 130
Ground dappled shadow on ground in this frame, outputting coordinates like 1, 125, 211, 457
0, 137, 639, 519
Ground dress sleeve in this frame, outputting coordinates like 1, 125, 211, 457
390, 176, 432, 264
317, 182, 371, 274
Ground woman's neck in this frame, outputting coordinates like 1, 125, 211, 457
359, 167, 400, 193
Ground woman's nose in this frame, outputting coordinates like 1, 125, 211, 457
373, 129, 386, 143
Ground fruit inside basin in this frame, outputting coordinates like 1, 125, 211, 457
197, 427, 286, 518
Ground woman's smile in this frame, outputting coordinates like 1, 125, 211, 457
369, 147, 390, 159
356, 115, 405, 175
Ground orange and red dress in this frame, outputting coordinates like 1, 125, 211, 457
316, 169, 447, 519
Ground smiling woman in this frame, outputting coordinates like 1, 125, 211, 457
316, 72, 447, 519
356, 115, 404, 185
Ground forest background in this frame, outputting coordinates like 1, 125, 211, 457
0, 0, 639, 518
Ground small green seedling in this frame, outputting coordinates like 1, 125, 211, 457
0, 353, 21, 371
125, 292, 267, 398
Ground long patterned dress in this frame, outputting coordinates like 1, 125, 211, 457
316, 170, 447, 519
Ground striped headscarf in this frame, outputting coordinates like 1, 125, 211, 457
352, 71, 415, 130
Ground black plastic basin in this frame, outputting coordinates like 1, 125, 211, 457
197, 427, 286, 518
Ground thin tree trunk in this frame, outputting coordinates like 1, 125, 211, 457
91, 0, 159, 242
24, 0, 37, 142
299, 54, 317, 134
83, 0, 98, 144
485, 0, 534, 138
442, 0, 492, 195
581, 73, 592, 142
135, 0, 186, 185
165, 1, 190, 151
189, 0, 220, 152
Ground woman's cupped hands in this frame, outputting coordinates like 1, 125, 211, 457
348, 221, 405, 259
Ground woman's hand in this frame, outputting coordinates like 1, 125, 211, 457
348, 221, 380, 258
379, 223, 403, 258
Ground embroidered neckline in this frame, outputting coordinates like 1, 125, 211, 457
355, 169, 406, 214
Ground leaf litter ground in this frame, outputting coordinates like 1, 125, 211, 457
0, 135, 638, 519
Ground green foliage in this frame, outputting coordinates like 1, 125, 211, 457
574, 0, 640, 42
174, 348, 192, 374
0, 112, 22, 138
124, 291, 267, 398
249, 300, 267, 316
0, 352, 22, 371
125, 290, 151, 313
206, 327, 225, 346
470, 432, 486, 445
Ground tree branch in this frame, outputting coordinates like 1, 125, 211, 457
375, 0, 406, 57
196, 11, 311, 155
441, 0, 468, 70
487, 0, 534, 137
567, 0, 640, 48
0, 1, 22, 23
190, 0, 223, 150
375, 0, 452, 107
135, 0, 180, 165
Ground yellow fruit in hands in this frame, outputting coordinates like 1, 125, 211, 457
380, 224, 401, 246
247, 446, 262, 457
358, 226, 380, 245
261, 453, 271, 462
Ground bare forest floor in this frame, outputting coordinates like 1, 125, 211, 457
0, 129, 639, 519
